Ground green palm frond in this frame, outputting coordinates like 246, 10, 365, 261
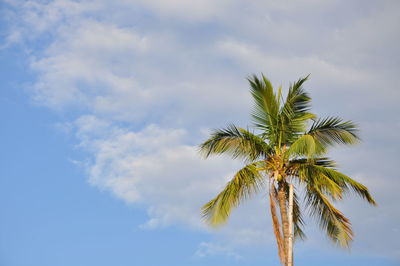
305, 186, 353, 247
308, 117, 360, 146
310, 165, 376, 205
283, 76, 311, 115
199, 125, 271, 161
248, 74, 279, 141
291, 158, 376, 205
286, 117, 359, 158
291, 188, 306, 240
286, 134, 327, 158
280, 75, 316, 143
293, 157, 375, 246
295, 159, 343, 200
201, 162, 265, 226
289, 157, 336, 168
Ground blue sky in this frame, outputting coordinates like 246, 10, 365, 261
1, 1, 399, 265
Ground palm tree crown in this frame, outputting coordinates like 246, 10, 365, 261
199, 74, 375, 265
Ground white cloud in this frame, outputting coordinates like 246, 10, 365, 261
217, 39, 374, 91
129, 0, 234, 21
195, 242, 242, 260
30, 19, 152, 112
2, 0, 98, 46
27, 15, 252, 127
74, 117, 243, 229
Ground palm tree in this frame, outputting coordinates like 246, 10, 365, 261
199, 74, 376, 266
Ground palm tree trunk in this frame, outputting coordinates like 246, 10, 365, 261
269, 189, 285, 264
278, 182, 289, 265
287, 183, 294, 266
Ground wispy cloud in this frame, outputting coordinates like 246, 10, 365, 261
194, 242, 242, 260
73, 115, 242, 229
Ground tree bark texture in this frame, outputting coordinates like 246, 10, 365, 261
269, 189, 285, 264
278, 183, 289, 265
287, 184, 294, 266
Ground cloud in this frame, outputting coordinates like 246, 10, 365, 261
2, 0, 98, 46
129, 0, 234, 22
30, 19, 152, 112
26, 13, 252, 127
74, 116, 242, 230
194, 242, 242, 260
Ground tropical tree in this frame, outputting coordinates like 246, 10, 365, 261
199, 74, 376, 266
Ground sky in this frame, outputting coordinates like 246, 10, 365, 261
1, 0, 400, 265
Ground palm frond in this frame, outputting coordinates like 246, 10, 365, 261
286, 134, 327, 158
199, 125, 271, 161
289, 157, 336, 168
296, 161, 344, 202
292, 157, 375, 246
305, 186, 353, 247
201, 162, 265, 226
308, 117, 360, 146
280, 75, 316, 143
283, 76, 311, 115
286, 117, 359, 158
291, 158, 376, 205
311, 165, 376, 205
293, 190, 306, 240
248, 74, 279, 142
